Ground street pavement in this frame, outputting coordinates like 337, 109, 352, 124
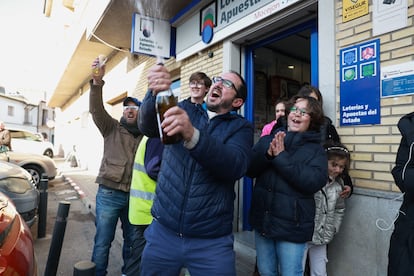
33, 158, 255, 275
33, 160, 123, 275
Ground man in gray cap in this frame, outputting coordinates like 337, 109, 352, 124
89, 57, 143, 276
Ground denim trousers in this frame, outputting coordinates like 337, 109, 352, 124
92, 185, 138, 276
255, 231, 306, 276
141, 219, 236, 276
125, 224, 148, 275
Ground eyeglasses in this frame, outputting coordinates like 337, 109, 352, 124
189, 81, 205, 88
212, 76, 239, 95
290, 106, 308, 116
123, 106, 139, 111
326, 146, 349, 153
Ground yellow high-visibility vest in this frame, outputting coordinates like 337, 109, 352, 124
128, 136, 156, 225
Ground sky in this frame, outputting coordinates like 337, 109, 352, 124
0, 0, 62, 102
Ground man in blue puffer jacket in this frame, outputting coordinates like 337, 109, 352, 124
138, 64, 253, 276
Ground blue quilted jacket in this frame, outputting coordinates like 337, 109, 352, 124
138, 92, 254, 238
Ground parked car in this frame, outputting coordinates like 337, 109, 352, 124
9, 128, 55, 158
0, 191, 38, 275
0, 146, 58, 187
0, 160, 39, 227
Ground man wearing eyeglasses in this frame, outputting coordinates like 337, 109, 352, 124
188, 71, 212, 104
89, 57, 143, 276
126, 72, 210, 275
138, 64, 253, 276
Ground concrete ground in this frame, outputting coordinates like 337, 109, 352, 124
33, 163, 123, 275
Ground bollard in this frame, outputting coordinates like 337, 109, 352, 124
73, 261, 96, 276
44, 201, 71, 276
37, 173, 49, 238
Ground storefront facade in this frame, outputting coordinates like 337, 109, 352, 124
50, 1, 413, 274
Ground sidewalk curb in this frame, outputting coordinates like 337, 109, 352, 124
60, 173, 123, 246
61, 174, 95, 216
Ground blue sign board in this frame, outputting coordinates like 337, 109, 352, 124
339, 39, 381, 126
381, 61, 414, 98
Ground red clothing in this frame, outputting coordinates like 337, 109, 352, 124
260, 120, 276, 137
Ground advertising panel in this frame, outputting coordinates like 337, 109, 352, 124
339, 39, 381, 126
131, 14, 171, 58
381, 62, 414, 98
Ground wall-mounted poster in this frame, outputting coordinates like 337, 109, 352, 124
373, 0, 408, 36
131, 14, 171, 59
381, 61, 414, 98
339, 39, 381, 126
342, 0, 369, 23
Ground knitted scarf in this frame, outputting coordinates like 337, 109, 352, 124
120, 117, 141, 138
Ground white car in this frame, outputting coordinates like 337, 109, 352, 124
0, 146, 57, 187
9, 128, 55, 158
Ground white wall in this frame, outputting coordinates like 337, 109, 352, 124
327, 189, 400, 276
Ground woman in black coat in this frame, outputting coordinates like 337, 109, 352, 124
248, 96, 327, 276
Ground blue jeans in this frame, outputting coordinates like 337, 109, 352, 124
255, 231, 306, 276
141, 219, 236, 276
124, 224, 148, 275
92, 185, 138, 276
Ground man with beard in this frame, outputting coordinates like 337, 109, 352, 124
127, 72, 211, 275
138, 64, 253, 276
89, 57, 143, 276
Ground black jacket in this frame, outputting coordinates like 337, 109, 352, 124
392, 112, 414, 210
248, 129, 327, 243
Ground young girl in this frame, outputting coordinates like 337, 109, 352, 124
306, 141, 350, 276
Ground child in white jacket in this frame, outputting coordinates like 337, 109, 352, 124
305, 141, 350, 276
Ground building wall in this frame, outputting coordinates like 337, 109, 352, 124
90, 7, 414, 274
328, 188, 401, 275
0, 95, 39, 132
325, 1, 414, 275
51, 1, 413, 274
335, 0, 414, 193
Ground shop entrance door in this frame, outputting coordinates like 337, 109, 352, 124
240, 20, 317, 232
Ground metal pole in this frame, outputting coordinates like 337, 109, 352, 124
37, 173, 48, 238
44, 201, 71, 276
73, 261, 96, 276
